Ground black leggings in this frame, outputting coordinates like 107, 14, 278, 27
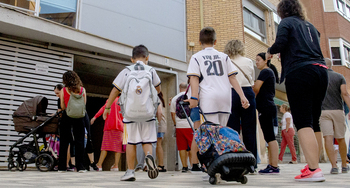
258, 106, 277, 143
285, 64, 328, 132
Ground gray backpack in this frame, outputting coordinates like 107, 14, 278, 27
118, 63, 159, 122
66, 88, 86, 118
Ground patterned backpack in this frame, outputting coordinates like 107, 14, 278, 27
175, 85, 191, 119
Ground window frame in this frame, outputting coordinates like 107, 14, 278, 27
243, 7, 267, 40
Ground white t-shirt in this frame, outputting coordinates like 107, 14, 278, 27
231, 55, 255, 87
281, 112, 293, 130
170, 91, 191, 129
112, 61, 161, 122
187, 47, 238, 114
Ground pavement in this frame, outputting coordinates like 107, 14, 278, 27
0, 163, 349, 188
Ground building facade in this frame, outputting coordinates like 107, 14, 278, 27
0, 0, 188, 169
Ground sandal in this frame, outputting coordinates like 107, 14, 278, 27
158, 165, 167, 172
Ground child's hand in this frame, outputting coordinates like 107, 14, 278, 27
184, 98, 198, 109
241, 97, 250, 109
103, 109, 110, 120
90, 117, 96, 125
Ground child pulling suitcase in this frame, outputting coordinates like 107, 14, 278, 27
179, 101, 256, 185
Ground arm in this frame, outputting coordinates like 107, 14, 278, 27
155, 85, 161, 94
185, 76, 199, 109
91, 103, 107, 124
285, 117, 291, 132
103, 87, 120, 120
253, 80, 264, 96
156, 104, 162, 122
83, 88, 87, 104
60, 89, 66, 111
341, 84, 350, 109
171, 112, 176, 125
268, 21, 290, 55
229, 75, 249, 109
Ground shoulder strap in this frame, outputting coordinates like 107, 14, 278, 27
230, 59, 252, 86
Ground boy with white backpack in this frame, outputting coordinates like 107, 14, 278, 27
103, 45, 161, 181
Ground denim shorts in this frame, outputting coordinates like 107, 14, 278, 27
157, 132, 165, 138
190, 107, 200, 122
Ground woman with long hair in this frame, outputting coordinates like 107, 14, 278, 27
253, 53, 280, 174
224, 39, 257, 171
278, 103, 297, 164
58, 71, 87, 173
266, 0, 327, 181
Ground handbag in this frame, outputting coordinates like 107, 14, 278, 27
231, 59, 252, 86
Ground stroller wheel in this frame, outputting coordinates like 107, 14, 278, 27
8, 161, 18, 171
35, 153, 54, 172
209, 176, 218, 185
240, 176, 248, 184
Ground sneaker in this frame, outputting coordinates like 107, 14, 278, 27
134, 164, 143, 172
145, 155, 159, 179
67, 165, 76, 172
295, 168, 325, 182
258, 165, 280, 174
191, 164, 202, 173
78, 170, 87, 173
202, 174, 210, 181
342, 165, 349, 173
182, 167, 189, 173
301, 164, 309, 173
330, 167, 339, 174
57, 170, 66, 173
121, 169, 136, 181
90, 162, 99, 171
111, 167, 119, 171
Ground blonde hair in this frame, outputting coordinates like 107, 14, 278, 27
281, 103, 290, 112
224, 40, 245, 58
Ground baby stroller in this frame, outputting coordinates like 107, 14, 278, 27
8, 96, 60, 172
179, 101, 256, 185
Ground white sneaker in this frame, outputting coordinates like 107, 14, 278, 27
57, 170, 66, 173
111, 167, 119, 171
202, 174, 210, 181
121, 169, 136, 181
78, 170, 87, 173
145, 155, 159, 179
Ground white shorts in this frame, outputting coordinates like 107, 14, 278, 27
126, 121, 157, 145
205, 113, 230, 126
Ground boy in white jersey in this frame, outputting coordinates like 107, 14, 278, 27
186, 27, 249, 126
103, 45, 161, 181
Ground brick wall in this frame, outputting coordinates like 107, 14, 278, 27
186, 0, 244, 62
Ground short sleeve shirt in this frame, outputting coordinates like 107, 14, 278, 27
187, 47, 238, 114
170, 92, 191, 129
281, 112, 293, 130
322, 69, 346, 110
112, 61, 161, 92
256, 68, 275, 111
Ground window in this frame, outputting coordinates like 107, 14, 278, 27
0, 0, 37, 14
331, 47, 342, 65
344, 45, 350, 66
336, 0, 350, 19
243, 8, 266, 38
273, 12, 281, 36
338, 0, 345, 13
39, 0, 78, 27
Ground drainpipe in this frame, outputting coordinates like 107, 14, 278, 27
200, 0, 204, 29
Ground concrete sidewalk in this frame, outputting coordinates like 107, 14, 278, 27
0, 163, 349, 188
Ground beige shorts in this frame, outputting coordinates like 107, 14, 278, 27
126, 121, 157, 145
205, 113, 230, 127
320, 110, 346, 138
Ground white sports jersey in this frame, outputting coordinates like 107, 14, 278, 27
187, 47, 238, 114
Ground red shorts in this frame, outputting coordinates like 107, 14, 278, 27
176, 128, 193, 151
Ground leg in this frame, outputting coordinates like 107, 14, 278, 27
189, 107, 201, 166
336, 138, 348, 168
179, 150, 188, 168
113, 152, 121, 168
278, 130, 287, 161
285, 128, 297, 162
66, 145, 71, 168
156, 138, 164, 166
126, 144, 137, 170
298, 128, 320, 169
136, 144, 145, 169
315, 132, 323, 159
268, 140, 279, 167
72, 118, 86, 171
142, 143, 153, 156
58, 114, 71, 171
96, 150, 108, 167
324, 135, 337, 168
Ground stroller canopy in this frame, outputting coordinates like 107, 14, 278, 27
13, 96, 48, 118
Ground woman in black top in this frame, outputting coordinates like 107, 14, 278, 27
266, 0, 327, 182
253, 53, 279, 174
